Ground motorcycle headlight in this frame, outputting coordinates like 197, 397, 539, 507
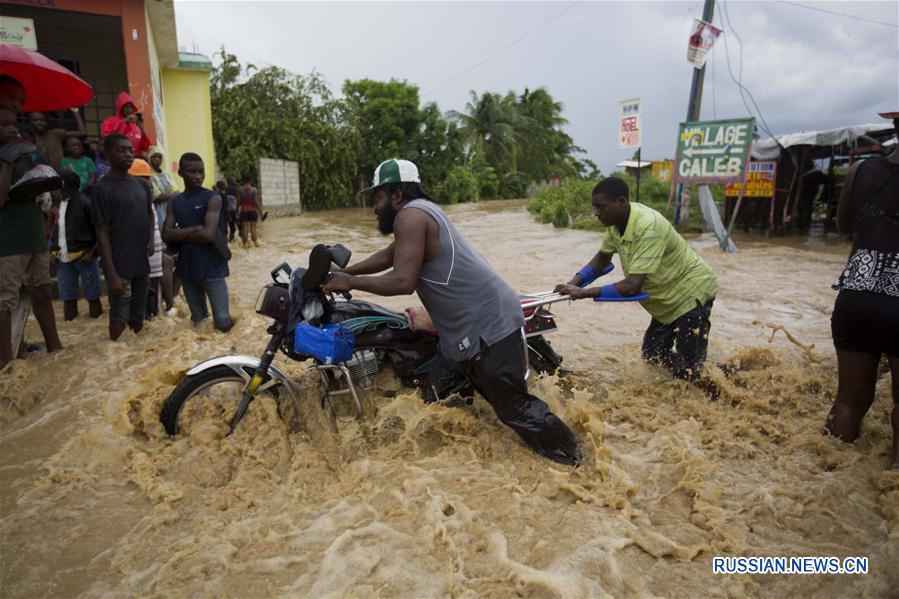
254, 288, 267, 312
255, 284, 290, 321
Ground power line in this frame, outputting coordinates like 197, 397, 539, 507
423, 2, 581, 98
718, 0, 778, 140
710, 27, 717, 120
775, 0, 898, 28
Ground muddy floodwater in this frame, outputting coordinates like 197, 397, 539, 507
1, 200, 896, 597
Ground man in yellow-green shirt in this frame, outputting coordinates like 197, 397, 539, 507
555, 177, 718, 382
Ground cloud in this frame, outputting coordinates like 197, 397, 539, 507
174, 0, 898, 174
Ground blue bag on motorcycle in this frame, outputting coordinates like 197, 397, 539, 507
292, 322, 355, 364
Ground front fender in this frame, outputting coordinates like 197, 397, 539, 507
185, 355, 302, 422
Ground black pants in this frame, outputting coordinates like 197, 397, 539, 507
433, 330, 582, 466
642, 298, 714, 381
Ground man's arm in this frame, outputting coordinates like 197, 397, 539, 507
161, 197, 202, 244
64, 107, 87, 138
558, 222, 662, 300
86, 157, 96, 189
836, 161, 861, 235
323, 210, 427, 296
96, 224, 125, 295
559, 250, 614, 288
341, 242, 396, 276
557, 273, 646, 300
0, 161, 12, 209
92, 190, 125, 294
181, 194, 223, 244
153, 191, 177, 205
145, 185, 155, 256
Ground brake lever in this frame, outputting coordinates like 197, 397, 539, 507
323, 272, 352, 300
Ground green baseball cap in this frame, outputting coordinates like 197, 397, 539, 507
362, 158, 421, 193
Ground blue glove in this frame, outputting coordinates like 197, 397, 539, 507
593, 284, 650, 302
598, 284, 622, 299
576, 263, 614, 288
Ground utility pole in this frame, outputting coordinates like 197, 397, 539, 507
687, 0, 715, 123
674, 0, 715, 224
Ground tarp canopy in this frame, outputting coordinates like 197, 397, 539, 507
751, 123, 895, 160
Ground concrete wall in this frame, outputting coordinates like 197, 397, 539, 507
161, 67, 216, 189
257, 158, 301, 211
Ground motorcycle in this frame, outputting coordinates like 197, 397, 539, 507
159, 244, 585, 436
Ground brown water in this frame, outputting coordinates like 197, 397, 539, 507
1, 200, 896, 597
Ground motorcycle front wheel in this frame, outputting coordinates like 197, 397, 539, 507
160, 365, 298, 435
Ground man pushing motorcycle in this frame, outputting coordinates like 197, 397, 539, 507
322, 159, 583, 466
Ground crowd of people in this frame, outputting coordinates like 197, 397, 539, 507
0, 74, 264, 369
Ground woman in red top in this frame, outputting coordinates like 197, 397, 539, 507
237, 174, 261, 248
101, 92, 152, 157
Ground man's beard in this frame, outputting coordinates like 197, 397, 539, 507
377, 201, 398, 235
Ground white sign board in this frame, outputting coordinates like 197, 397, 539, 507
618, 97, 641, 149
0, 16, 37, 50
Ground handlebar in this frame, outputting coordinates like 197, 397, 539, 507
323, 273, 352, 301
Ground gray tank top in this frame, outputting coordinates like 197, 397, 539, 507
403, 199, 524, 361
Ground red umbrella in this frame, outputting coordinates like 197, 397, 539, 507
0, 43, 93, 111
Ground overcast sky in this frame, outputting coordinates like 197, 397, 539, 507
174, 1, 899, 174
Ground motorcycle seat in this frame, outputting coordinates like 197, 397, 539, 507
404, 306, 438, 336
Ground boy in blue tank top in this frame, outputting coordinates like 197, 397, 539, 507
161, 153, 233, 332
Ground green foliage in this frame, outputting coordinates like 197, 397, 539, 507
416, 102, 465, 191
527, 178, 595, 228
210, 48, 358, 210
500, 171, 531, 199
450, 87, 588, 198
440, 165, 480, 204
528, 172, 716, 234
476, 165, 499, 200
210, 50, 592, 210
342, 79, 466, 195
513, 88, 579, 181
342, 79, 422, 183
448, 91, 518, 179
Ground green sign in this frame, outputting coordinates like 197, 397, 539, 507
673, 118, 755, 184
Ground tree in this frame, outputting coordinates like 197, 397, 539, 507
210, 49, 592, 209
342, 78, 464, 196
450, 88, 590, 198
416, 102, 465, 192
513, 87, 582, 181
449, 91, 519, 179
342, 79, 421, 189
210, 48, 359, 209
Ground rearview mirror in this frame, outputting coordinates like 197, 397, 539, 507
329, 244, 352, 268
